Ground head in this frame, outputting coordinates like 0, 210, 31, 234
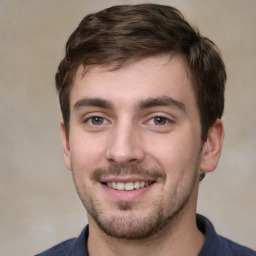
56, 4, 226, 240
56, 3, 226, 142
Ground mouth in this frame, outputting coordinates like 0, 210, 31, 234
102, 181, 155, 191
100, 176, 157, 202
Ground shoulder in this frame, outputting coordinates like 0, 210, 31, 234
197, 214, 255, 256
34, 238, 75, 256
217, 235, 256, 256
34, 225, 89, 256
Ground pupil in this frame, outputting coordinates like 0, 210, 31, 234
154, 117, 166, 125
93, 117, 103, 124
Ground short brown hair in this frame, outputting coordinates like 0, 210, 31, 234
56, 4, 226, 141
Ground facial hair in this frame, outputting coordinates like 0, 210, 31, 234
72, 157, 200, 240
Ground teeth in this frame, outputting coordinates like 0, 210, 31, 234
106, 181, 152, 191
134, 181, 140, 189
112, 181, 117, 189
116, 182, 125, 190
125, 182, 134, 190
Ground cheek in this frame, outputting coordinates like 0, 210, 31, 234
152, 134, 195, 160
147, 132, 201, 176
70, 133, 107, 172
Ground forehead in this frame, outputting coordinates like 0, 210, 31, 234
70, 54, 197, 111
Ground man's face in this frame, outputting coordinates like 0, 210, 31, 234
61, 55, 205, 239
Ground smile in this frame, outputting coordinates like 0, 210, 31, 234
104, 181, 154, 191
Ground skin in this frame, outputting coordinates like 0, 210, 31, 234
60, 54, 224, 256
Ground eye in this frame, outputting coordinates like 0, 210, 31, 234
148, 116, 170, 125
87, 116, 108, 125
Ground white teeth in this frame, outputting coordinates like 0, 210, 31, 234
125, 182, 135, 190
106, 181, 152, 191
116, 182, 125, 190
112, 181, 117, 189
134, 181, 140, 189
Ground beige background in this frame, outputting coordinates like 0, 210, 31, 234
0, 0, 255, 255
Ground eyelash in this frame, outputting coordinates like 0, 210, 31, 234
82, 114, 174, 130
84, 116, 110, 126
147, 116, 171, 126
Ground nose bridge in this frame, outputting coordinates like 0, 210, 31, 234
106, 117, 144, 165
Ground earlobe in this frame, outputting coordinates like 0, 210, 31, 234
200, 119, 224, 173
60, 120, 71, 170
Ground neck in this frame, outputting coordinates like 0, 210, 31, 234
87, 185, 205, 256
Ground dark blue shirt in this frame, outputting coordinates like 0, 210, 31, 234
35, 214, 255, 256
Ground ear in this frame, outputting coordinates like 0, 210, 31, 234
60, 120, 71, 170
200, 119, 224, 173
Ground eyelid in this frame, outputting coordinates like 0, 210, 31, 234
147, 116, 171, 125
87, 116, 109, 125
82, 112, 112, 126
145, 112, 174, 123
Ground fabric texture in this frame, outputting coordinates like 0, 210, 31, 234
35, 214, 255, 256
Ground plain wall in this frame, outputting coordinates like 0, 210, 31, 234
0, 0, 255, 255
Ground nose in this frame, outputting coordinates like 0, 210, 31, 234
105, 120, 145, 166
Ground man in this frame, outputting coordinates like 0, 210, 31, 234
36, 4, 255, 256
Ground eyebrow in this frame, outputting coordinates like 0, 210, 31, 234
138, 96, 186, 112
73, 96, 186, 113
73, 97, 113, 111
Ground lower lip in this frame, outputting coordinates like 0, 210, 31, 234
102, 183, 155, 201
